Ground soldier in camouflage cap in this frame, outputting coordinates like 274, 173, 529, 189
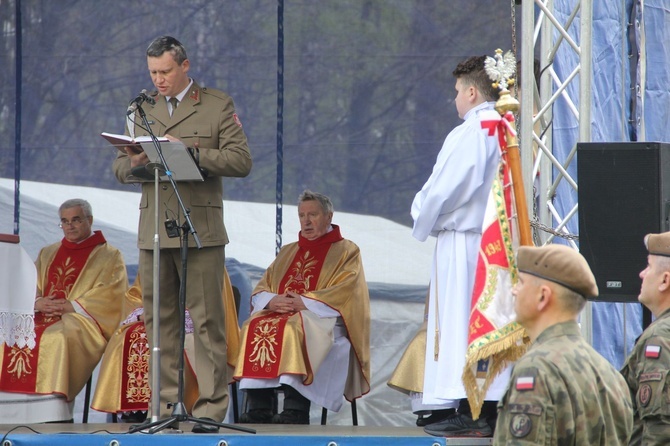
621, 232, 670, 446
493, 244, 633, 445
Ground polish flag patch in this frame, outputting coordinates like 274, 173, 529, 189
645, 345, 661, 359
516, 376, 535, 391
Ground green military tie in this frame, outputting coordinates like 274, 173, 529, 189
169, 97, 179, 116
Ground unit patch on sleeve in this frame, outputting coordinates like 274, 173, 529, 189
510, 413, 532, 438
233, 113, 243, 128
639, 384, 652, 407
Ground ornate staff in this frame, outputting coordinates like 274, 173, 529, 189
485, 49, 533, 246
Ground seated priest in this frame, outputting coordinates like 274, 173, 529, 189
91, 271, 240, 422
0, 198, 128, 423
234, 190, 370, 424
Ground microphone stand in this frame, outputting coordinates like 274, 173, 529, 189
127, 103, 255, 435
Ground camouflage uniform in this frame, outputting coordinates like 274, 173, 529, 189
620, 308, 670, 446
494, 321, 633, 445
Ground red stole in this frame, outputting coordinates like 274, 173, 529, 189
0, 231, 105, 393
120, 322, 151, 410
241, 226, 343, 379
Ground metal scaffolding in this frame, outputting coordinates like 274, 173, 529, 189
518, 0, 593, 341
518, 0, 591, 247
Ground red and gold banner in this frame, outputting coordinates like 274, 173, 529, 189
462, 111, 528, 419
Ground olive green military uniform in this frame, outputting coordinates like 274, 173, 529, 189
494, 321, 633, 445
113, 81, 252, 421
621, 308, 670, 446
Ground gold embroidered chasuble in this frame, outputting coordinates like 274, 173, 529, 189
388, 321, 427, 394
91, 276, 149, 413
91, 270, 241, 414
0, 231, 127, 400
387, 293, 429, 395
234, 225, 371, 401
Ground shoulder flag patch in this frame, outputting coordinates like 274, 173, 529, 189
516, 376, 535, 391
645, 345, 661, 359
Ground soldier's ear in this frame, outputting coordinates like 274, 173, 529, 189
537, 284, 551, 311
659, 271, 670, 292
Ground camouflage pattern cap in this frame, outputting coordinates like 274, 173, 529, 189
517, 244, 598, 299
645, 232, 670, 257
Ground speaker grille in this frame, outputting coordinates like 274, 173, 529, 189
578, 142, 670, 302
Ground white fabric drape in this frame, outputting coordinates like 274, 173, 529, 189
0, 238, 36, 349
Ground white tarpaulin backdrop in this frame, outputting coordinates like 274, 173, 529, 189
0, 178, 433, 426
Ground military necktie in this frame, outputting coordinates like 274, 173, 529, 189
169, 97, 179, 116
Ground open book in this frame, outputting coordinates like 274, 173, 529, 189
101, 132, 204, 182
101, 132, 169, 154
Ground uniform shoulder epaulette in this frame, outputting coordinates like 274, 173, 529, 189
200, 87, 231, 102
645, 319, 670, 340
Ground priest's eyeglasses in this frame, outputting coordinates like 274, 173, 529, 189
59, 217, 86, 228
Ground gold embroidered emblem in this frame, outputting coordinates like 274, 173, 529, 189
125, 325, 150, 403
46, 256, 77, 299
248, 316, 284, 371
7, 345, 34, 380
283, 250, 318, 293
476, 268, 499, 311
469, 315, 485, 337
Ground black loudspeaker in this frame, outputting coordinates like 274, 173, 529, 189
578, 142, 670, 302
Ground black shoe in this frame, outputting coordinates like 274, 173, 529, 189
272, 409, 310, 425
416, 409, 456, 427
121, 411, 148, 424
239, 408, 274, 424
423, 412, 492, 437
192, 417, 220, 434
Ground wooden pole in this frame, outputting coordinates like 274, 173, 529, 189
485, 49, 533, 246
495, 90, 533, 246
504, 127, 533, 246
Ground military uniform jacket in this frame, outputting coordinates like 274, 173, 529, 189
112, 80, 252, 249
621, 308, 670, 446
494, 321, 633, 445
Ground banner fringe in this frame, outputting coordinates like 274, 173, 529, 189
462, 328, 529, 420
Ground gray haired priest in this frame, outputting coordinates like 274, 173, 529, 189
234, 190, 370, 424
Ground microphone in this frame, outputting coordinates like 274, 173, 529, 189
126, 89, 157, 115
